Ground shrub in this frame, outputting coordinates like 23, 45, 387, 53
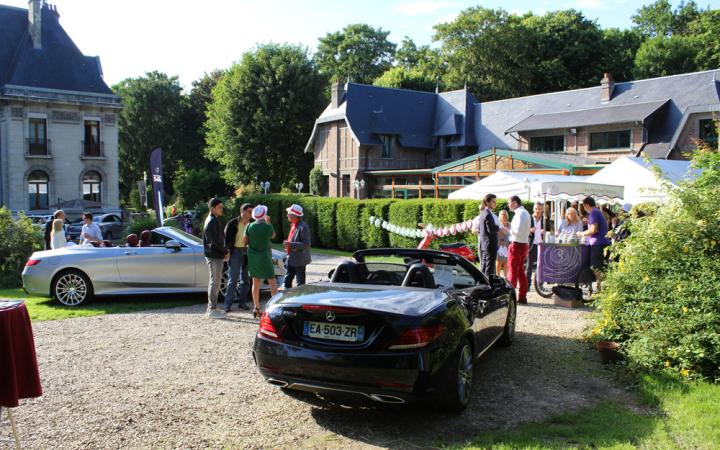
588, 148, 720, 380
125, 214, 158, 237
388, 200, 424, 248
314, 198, 338, 248
336, 200, 364, 251
0, 209, 43, 288
422, 200, 466, 249
309, 165, 326, 196
362, 199, 393, 248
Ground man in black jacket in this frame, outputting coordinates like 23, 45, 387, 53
472, 194, 499, 276
222, 203, 252, 312
203, 198, 228, 319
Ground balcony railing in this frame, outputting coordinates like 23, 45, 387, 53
82, 140, 105, 158
25, 138, 51, 157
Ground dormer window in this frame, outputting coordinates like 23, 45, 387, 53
381, 136, 393, 159
699, 119, 718, 147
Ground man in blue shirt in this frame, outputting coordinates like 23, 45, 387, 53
80, 212, 103, 245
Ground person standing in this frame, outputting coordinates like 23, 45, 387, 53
80, 212, 103, 246
578, 197, 610, 292
245, 205, 279, 318
472, 194, 499, 276
525, 202, 547, 292
50, 219, 67, 249
556, 207, 583, 235
507, 196, 532, 304
203, 198, 228, 319
44, 210, 65, 249
283, 204, 311, 289
222, 203, 253, 312
496, 210, 510, 277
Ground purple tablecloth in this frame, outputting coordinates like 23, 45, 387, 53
536, 243, 591, 284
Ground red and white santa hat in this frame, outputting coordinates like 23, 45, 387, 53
286, 204, 304, 217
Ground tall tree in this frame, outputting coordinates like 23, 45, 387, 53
434, 7, 532, 101
374, 67, 437, 92
315, 24, 396, 84
687, 9, 720, 70
204, 44, 326, 190
182, 70, 226, 169
599, 28, 643, 82
632, 0, 700, 37
113, 71, 188, 201
633, 35, 698, 78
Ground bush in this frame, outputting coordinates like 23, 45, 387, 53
336, 201, 364, 251
125, 214, 158, 237
588, 148, 720, 380
388, 200, 424, 248
309, 165, 326, 196
0, 208, 43, 288
314, 198, 338, 249
361, 199, 393, 248
422, 201, 466, 249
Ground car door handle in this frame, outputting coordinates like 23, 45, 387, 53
124, 251, 136, 255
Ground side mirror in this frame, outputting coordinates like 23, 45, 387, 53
328, 269, 335, 280
165, 240, 181, 251
489, 275, 505, 286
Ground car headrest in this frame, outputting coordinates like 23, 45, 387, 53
330, 261, 360, 284
126, 234, 139, 247
402, 263, 436, 289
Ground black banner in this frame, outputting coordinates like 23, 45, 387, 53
149, 147, 164, 228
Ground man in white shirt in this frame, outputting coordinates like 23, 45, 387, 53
80, 212, 103, 245
525, 202, 547, 293
507, 195, 531, 304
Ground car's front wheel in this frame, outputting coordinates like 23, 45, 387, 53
440, 338, 473, 412
52, 269, 94, 306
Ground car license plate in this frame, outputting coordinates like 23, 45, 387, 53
303, 321, 364, 342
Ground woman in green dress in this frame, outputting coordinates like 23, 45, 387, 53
244, 205, 279, 317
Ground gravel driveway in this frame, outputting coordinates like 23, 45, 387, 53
7, 254, 632, 449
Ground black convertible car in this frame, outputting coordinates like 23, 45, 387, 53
253, 248, 516, 411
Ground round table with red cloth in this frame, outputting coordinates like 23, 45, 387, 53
0, 300, 42, 407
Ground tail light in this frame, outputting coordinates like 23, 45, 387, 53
25, 259, 41, 267
388, 324, 446, 350
258, 311, 280, 340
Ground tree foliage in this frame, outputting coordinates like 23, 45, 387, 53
172, 167, 230, 210
205, 43, 326, 190
0, 209, 43, 287
316, 24, 396, 84
373, 67, 437, 92
113, 72, 189, 199
309, 165, 326, 196
183, 70, 226, 169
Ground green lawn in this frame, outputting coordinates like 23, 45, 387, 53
456, 373, 720, 450
0, 288, 204, 322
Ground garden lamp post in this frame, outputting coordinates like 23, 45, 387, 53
262, 181, 270, 195
353, 179, 365, 198
295, 182, 304, 194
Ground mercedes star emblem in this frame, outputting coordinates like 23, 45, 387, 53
325, 311, 336, 322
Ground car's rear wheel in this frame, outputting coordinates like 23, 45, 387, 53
52, 269, 94, 306
497, 298, 517, 347
440, 338, 473, 412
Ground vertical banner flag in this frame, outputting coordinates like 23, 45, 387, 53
149, 147, 164, 228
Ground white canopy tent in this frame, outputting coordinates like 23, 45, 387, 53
448, 171, 590, 201
588, 156, 699, 204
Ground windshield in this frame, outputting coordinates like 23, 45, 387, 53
160, 227, 202, 245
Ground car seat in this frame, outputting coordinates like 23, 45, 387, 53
330, 261, 360, 283
402, 263, 436, 289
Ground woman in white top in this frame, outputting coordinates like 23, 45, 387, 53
556, 207, 584, 235
50, 218, 67, 249
495, 210, 510, 277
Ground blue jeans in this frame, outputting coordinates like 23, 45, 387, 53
224, 248, 250, 309
284, 264, 306, 289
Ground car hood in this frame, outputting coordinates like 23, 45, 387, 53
270, 282, 447, 317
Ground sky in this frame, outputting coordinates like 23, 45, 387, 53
4, 0, 720, 90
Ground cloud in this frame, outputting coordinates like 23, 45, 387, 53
392, 0, 459, 17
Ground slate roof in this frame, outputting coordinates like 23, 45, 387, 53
479, 69, 720, 158
505, 100, 669, 133
306, 83, 477, 151
0, 3, 118, 104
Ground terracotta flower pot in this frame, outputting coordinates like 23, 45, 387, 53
596, 340, 621, 364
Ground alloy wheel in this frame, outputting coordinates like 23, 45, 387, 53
55, 273, 88, 306
457, 343, 473, 405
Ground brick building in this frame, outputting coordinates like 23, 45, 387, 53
0, 1, 121, 214
305, 70, 719, 198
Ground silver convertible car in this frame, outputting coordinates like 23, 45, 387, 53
22, 227, 286, 306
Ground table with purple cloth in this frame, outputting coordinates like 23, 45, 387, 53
536, 242, 591, 284
0, 300, 42, 408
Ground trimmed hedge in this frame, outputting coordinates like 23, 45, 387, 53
225, 194, 534, 251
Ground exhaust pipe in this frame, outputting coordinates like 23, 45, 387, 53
267, 379, 289, 388
368, 394, 405, 404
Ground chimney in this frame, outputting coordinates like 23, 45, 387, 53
601, 72, 614, 102
331, 80, 346, 109
28, 0, 42, 49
